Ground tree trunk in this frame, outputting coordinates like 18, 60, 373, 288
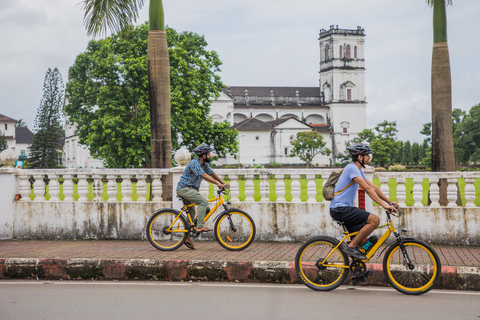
431, 42, 455, 173
430, 0, 456, 206
148, 29, 172, 200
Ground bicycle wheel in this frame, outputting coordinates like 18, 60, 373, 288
214, 209, 256, 251
383, 239, 441, 295
295, 236, 349, 291
146, 209, 188, 251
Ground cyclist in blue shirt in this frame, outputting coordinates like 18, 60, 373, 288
176, 143, 229, 249
330, 143, 397, 260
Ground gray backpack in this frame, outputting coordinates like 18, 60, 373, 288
322, 169, 354, 200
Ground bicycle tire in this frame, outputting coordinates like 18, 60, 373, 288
295, 236, 349, 291
146, 208, 188, 251
383, 239, 441, 295
214, 209, 256, 251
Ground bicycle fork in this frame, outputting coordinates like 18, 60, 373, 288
395, 233, 415, 270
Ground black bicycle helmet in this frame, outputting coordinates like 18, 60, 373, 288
346, 143, 374, 168
193, 143, 214, 155
346, 143, 375, 156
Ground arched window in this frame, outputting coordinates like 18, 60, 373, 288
354, 46, 357, 58
339, 45, 343, 58
346, 45, 351, 59
325, 45, 329, 61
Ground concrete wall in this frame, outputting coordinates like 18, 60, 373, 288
9, 201, 480, 245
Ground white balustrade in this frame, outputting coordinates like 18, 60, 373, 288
244, 173, 255, 202
275, 173, 286, 203
447, 177, 458, 207
77, 174, 89, 202
396, 177, 407, 207
62, 174, 75, 201
92, 174, 103, 201
290, 174, 301, 202
379, 176, 389, 199
463, 174, 476, 207
412, 177, 424, 207
48, 174, 60, 201
18, 174, 31, 201
33, 174, 45, 201
306, 174, 317, 203
150, 174, 163, 202
429, 176, 440, 207
11, 168, 480, 208
229, 174, 240, 202
136, 174, 148, 202
259, 173, 269, 202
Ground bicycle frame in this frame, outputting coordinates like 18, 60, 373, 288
166, 192, 227, 233
320, 216, 399, 268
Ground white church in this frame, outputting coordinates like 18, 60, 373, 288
63, 25, 367, 168
212, 25, 367, 166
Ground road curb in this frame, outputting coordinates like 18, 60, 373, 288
0, 258, 479, 291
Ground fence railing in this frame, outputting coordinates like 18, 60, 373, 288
12, 168, 480, 208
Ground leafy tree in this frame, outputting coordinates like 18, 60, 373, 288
16, 119, 27, 127
27, 68, 65, 168
290, 131, 330, 167
82, 0, 173, 195
427, 0, 455, 172
352, 120, 401, 167
412, 142, 421, 165
0, 133, 8, 152
402, 140, 412, 165
65, 24, 238, 168
391, 141, 403, 164
453, 103, 480, 164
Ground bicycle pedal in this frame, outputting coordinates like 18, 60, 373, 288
351, 270, 373, 286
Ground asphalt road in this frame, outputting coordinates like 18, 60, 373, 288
1, 281, 479, 320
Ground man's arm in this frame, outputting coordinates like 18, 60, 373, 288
353, 176, 396, 211
200, 173, 227, 189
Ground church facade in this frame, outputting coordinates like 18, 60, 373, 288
211, 25, 367, 166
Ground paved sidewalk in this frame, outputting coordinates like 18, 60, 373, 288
1, 240, 479, 291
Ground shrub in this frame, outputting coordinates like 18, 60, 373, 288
269, 161, 283, 168
375, 167, 386, 172
389, 164, 406, 171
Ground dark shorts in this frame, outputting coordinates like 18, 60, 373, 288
330, 206, 370, 233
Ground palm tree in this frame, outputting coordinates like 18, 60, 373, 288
82, 0, 172, 199
427, 0, 455, 172
427, 0, 456, 205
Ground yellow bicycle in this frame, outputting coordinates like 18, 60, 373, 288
295, 205, 441, 295
146, 187, 256, 251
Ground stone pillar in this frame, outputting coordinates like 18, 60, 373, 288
0, 168, 18, 239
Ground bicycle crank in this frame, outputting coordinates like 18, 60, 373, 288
349, 260, 367, 277
188, 226, 200, 238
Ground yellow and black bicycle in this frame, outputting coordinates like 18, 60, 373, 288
146, 187, 256, 251
295, 205, 441, 295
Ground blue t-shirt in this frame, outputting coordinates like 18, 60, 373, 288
329, 163, 366, 208
176, 157, 215, 191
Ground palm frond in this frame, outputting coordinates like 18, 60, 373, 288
82, 0, 145, 37
426, 0, 453, 7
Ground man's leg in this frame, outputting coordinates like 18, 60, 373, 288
177, 187, 208, 228
348, 214, 380, 248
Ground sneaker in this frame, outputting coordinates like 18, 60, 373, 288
343, 246, 367, 260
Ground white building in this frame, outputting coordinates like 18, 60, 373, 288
211, 25, 367, 166
0, 113, 34, 165
63, 118, 104, 169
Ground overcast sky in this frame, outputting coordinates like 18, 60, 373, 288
1, 0, 479, 143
